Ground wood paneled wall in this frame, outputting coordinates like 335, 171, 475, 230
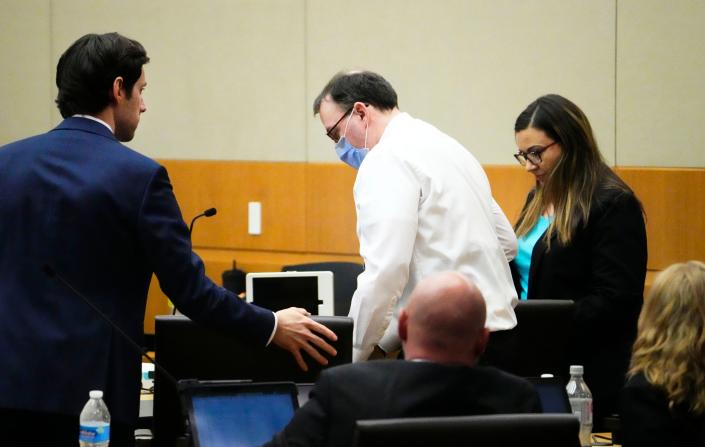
144, 161, 705, 333
616, 168, 705, 270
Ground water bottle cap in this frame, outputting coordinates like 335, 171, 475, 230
569, 365, 584, 375
89, 390, 103, 399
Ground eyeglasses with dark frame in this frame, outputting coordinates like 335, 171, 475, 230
513, 141, 559, 166
325, 106, 354, 142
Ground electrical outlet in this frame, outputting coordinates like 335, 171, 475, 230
248, 202, 261, 235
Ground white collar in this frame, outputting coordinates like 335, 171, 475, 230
72, 114, 114, 134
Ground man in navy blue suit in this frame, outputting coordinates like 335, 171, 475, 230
0, 32, 336, 446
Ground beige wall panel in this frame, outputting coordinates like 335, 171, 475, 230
305, 0, 616, 165
161, 160, 309, 252
51, 0, 307, 161
0, 0, 52, 145
9, 1, 705, 168
617, 0, 705, 167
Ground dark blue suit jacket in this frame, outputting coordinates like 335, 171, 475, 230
0, 117, 274, 424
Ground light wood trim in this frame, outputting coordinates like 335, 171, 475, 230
305, 163, 359, 254
616, 167, 705, 270
161, 160, 309, 252
484, 165, 536, 223
144, 276, 172, 334
144, 161, 704, 334
227, 249, 361, 273
143, 248, 362, 334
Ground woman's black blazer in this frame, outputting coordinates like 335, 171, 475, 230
512, 183, 647, 423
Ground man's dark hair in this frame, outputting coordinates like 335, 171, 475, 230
313, 71, 398, 115
55, 32, 150, 118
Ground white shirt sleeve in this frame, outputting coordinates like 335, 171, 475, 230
349, 151, 419, 362
491, 198, 518, 262
265, 311, 277, 346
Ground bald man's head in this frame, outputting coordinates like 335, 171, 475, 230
398, 271, 489, 366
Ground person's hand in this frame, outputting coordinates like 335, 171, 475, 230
272, 307, 338, 371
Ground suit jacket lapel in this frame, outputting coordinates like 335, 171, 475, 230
527, 233, 548, 300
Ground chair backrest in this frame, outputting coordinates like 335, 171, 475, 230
152, 315, 353, 446
481, 299, 574, 378
282, 262, 364, 316
221, 268, 246, 295
353, 413, 580, 447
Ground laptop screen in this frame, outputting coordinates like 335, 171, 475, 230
527, 377, 572, 414
252, 276, 319, 314
183, 381, 298, 447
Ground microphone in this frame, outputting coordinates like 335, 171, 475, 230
42, 264, 179, 389
189, 207, 217, 236
176, 207, 217, 315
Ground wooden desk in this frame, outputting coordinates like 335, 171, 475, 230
594, 432, 620, 446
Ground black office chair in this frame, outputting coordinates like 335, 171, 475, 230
353, 413, 580, 447
282, 262, 364, 316
481, 299, 575, 378
221, 263, 247, 295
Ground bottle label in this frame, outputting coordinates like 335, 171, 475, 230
569, 397, 593, 425
585, 400, 593, 424
79, 423, 110, 443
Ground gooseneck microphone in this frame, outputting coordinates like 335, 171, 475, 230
42, 264, 179, 389
176, 207, 218, 315
189, 207, 217, 236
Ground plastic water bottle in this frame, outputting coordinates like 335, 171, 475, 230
79, 390, 111, 446
566, 365, 592, 447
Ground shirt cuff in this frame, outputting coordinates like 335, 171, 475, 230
265, 311, 278, 346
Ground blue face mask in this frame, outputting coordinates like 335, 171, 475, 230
335, 111, 368, 169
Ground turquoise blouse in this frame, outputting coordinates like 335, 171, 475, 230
516, 215, 552, 300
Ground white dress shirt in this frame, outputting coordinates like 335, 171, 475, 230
349, 112, 518, 361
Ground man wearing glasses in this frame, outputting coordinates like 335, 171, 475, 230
313, 71, 518, 362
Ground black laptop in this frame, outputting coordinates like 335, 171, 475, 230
180, 380, 299, 447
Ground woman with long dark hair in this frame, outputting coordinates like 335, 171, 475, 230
512, 94, 647, 428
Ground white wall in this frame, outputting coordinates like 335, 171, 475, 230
1, 0, 703, 167
617, 0, 705, 167
0, 0, 52, 142
306, 0, 616, 164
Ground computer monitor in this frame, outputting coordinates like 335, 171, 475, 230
152, 315, 353, 447
246, 271, 334, 316
481, 299, 575, 378
181, 380, 298, 447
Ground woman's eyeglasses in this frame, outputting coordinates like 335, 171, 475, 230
513, 141, 558, 166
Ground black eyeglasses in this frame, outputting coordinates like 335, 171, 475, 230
513, 141, 559, 166
325, 106, 354, 142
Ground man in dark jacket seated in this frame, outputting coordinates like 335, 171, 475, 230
266, 271, 541, 447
